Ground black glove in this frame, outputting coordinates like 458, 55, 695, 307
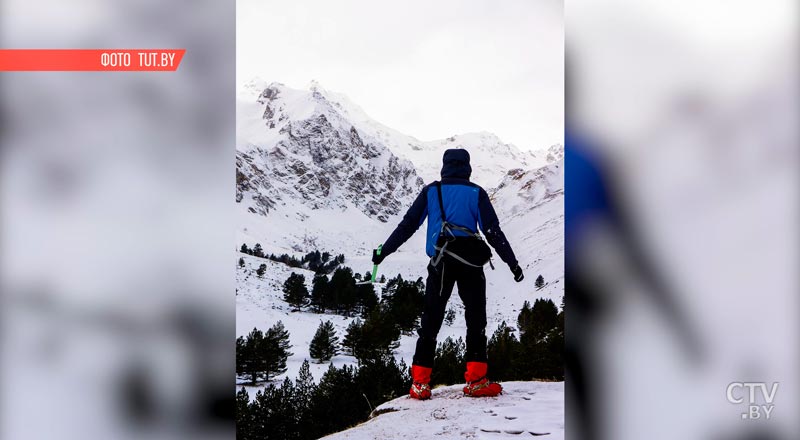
511, 264, 524, 282
372, 248, 385, 265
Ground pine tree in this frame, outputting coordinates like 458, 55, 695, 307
256, 263, 267, 277
236, 335, 248, 380
237, 328, 269, 385
253, 243, 264, 258
236, 387, 253, 440
310, 274, 329, 313
283, 272, 309, 311
278, 378, 299, 439
444, 308, 456, 326
303, 250, 324, 272
520, 298, 558, 341
352, 308, 400, 363
540, 305, 565, 379
535, 274, 545, 289
251, 379, 298, 440
249, 387, 271, 439
431, 336, 465, 386
239, 257, 245, 268
329, 267, 357, 315
341, 319, 363, 356
517, 298, 564, 381
309, 364, 362, 438
356, 283, 378, 318
382, 275, 424, 333
294, 360, 316, 439
517, 300, 533, 332
487, 321, 521, 381
240, 243, 250, 254
309, 320, 340, 363
357, 355, 411, 407
264, 321, 292, 380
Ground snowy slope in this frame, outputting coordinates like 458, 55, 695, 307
236, 80, 564, 391
322, 381, 564, 440
236, 254, 362, 384
488, 160, 565, 300
416, 134, 562, 188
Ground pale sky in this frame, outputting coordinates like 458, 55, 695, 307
237, 0, 563, 151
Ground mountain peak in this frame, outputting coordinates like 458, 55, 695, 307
242, 76, 267, 89
526, 143, 564, 164
308, 79, 327, 100
546, 143, 564, 162
442, 131, 503, 144
237, 81, 553, 188
237, 81, 423, 222
239, 77, 271, 99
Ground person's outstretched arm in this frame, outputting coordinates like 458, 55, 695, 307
373, 187, 429, 264
478, 188, 524, 281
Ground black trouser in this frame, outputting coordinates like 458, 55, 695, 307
412, 255, 487, 368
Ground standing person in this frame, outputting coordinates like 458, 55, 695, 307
372, 148, 524, 400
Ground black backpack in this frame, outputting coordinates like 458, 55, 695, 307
431, 182, 494, 269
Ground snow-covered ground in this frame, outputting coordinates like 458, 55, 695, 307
322, 381, 564, 440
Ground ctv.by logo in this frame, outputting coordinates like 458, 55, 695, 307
726, 382, 778, 420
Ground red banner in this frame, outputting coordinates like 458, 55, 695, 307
0, 49, 186, 71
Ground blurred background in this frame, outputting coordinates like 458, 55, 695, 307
0, 0, 234, 439
565, 1, 798, 440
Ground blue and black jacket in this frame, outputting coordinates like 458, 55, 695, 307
381, 149, 518, 268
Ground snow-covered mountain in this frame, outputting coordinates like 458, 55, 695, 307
488, 160, 564, 300
237, 80, 423, 223
532, 143, 564, 165
238, 78, 561, 190
490, 159, 564, 220
236, 79, 564, 391
399, 131, 529, 186
408, 133, 560, 188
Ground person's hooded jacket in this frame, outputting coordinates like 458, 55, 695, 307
380, 148, 518, 268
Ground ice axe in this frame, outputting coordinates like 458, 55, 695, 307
356, 244, 382, 285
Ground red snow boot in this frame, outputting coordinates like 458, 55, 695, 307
463, 362, 502, 397
409, 365, 432, 400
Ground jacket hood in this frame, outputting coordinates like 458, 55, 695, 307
440, 148, 472, 179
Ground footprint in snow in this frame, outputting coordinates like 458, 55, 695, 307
478, 428, 551, 436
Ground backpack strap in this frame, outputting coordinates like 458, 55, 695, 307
431, 182, 450, 266
436, 247, 485, 268
435, 181, 447, 224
